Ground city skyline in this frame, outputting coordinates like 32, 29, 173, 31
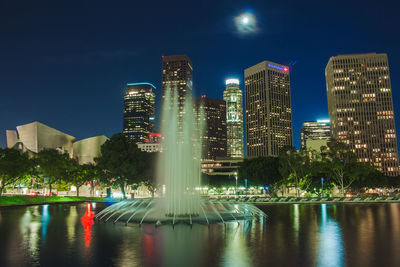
1, 1, 399, 152
1, 2, 400, 267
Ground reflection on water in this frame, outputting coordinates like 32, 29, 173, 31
81, 203, 94, 248
66, 205, 78, 244
293, 203, 300, 243
164, 225, 203, 266
0, 203, 399, 267
114, 228, 141, 267
317, 204, 343, 267
19, 206, 41, 259
221, 224, 252, 267
41, 205, 50, 243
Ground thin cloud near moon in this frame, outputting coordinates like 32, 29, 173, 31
234, 12, 259, 36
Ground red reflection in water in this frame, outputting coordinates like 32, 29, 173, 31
145, 234, 154, 258
81, 203, 94, 248
143, 226, 156, 266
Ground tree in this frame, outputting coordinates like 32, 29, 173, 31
95, 133, 148, 198
279, 147, 313, 197
203, 173, 235, 187
319, 140, 362, 196
0, 148, 32, 196
238, 156, 282, 196
35, 149, 72, 193
141, 152, 160, 198
350, 165, 387, 194
69, 162, 97, 197
308, 158, 335, 197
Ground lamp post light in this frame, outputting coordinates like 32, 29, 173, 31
235, 172, 238, 195
43, 176, 46, 202
265, 186, 269, 195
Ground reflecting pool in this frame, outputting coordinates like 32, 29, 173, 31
0, 203, 399, 267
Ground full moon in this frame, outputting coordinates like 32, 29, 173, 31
234, 12, 258, 35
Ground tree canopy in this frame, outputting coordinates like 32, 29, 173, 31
34, 149, 72, 193
0, 148, 32, 195
239, 156, 282, 195
238, 139, 390, 197
95, 133, 148, 198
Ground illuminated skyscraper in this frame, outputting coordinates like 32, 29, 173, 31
223, 78, 244, 157
326, 53, 399, 176
162, 54, 193, 110
194, 96, 227, 160
300, 120, 331, 151
123, 83, 155, 143
244, 60, 293, 157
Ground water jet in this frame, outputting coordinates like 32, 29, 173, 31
96, 87, 266, 225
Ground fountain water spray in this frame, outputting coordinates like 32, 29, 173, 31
159, 87, 203, 216
96, 86, 266, 225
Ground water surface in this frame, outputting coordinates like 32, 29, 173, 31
0, 202, 399, 267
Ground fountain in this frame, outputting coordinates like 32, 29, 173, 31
96, 87, 266, 226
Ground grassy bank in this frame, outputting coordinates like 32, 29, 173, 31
0, 195, 107, 206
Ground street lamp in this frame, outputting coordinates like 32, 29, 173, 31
234, 172, 238, 195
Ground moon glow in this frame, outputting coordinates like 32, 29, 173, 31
234, 12, 257, 35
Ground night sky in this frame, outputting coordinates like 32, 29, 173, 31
1, 0, 399, 151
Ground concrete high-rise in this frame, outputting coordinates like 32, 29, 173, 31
162, 54, 193, 109
123, 83, 155, 143
194, 96, 227, 160
300, 120, 331, 151
326, 53, 399, 176
223, 78, 244, 157
244, 60, 293, 157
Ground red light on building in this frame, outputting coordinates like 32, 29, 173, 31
283, 67, 289, 72
201, 94, 206, 99
148, 133, 162, 138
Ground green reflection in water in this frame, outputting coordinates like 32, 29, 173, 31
293, 204, 299, 243
66, 206, 78, 244
221, 223, 253, 267
19, 206, 41, 258
163, 225, 203, 267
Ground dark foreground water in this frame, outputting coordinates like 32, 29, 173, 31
0, 202, 399, 267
